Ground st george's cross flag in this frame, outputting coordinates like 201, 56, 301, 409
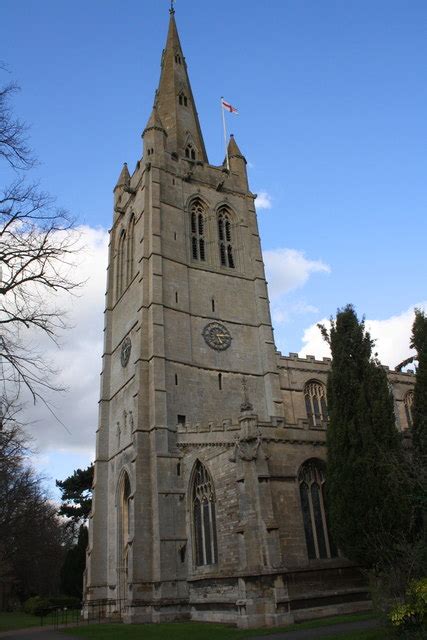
221, 98, 238, 114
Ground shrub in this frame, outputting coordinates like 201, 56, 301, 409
390, 578, 427, 637
24, 596, 51, 617
24, 594, 81, 617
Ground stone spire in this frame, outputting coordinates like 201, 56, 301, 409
115, 162, 130, 189
228, 134, 245, 161
154, 11, 208, 162
143, 105, 166, 136
227, 134, 248, 190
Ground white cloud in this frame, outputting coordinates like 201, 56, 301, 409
263, 248, 330, 299
255, 191, 273, 210
20, 226, 109, 457
299, 302, 427, 367
272, 300, 319, 325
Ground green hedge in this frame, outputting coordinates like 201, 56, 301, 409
24, 595, 81, 617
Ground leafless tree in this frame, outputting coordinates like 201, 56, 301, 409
0, 78, 34, 170
0, 68, 82, 409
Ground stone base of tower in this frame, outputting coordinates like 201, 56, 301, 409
187, 566, 371, 629
84, 565, 370, 628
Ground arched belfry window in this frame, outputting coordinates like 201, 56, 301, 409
298, 459, 337, 561
404, 390, 414, 428
217, 207, 235, 269
116, 229, 127, 298
192, 461, 218, 566
304, 381, 328, 427
190, 199, 206, 262
117, 472, 131, 600
126, 215, 135, 284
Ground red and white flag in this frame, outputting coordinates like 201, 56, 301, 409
221, 98, 238, 114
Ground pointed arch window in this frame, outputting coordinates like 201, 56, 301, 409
404, 390, 414, 428
185, 143, 196, 160
178, 92, 188, 107
175, 53, 182, 65
190, 199, 206, 262
304, 381, 328, 427
217, 207, 235, 269
126, 215, 135, 284
117, 472, 131, 600
116, 229, 127, 299
298, 459, 337, 561
192, 461, 218, 566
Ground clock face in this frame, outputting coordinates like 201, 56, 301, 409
202, 322, 232, 351
121, 337, 132, 367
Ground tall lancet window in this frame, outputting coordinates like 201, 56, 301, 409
298, 459, 337, 561
404, 390, 414, 428
126, 215, 135, 285
304, 381, 328, 428
192, 461, 218, 566
217, 208, 235, 268
116, 229, 127, 298
117, 472, 131, 601
190, 199, 206, 262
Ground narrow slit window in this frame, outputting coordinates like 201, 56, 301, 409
218, 373, 222, 390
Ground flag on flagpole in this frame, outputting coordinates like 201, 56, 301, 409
221, 98, 238, 114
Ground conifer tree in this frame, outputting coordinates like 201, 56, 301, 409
320, 304, 411, 571
411, 308, 427, 460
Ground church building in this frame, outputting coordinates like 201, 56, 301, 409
85, 8, 415, 627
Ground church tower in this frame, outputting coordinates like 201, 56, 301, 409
85, 7, 391, 628
85, 7, 284, 625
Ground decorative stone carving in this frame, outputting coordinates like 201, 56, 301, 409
120, 337, 131, 367
230, 432, 261, 462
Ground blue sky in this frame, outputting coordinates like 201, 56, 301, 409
2, 0, 426, 493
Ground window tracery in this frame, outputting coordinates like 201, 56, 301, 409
298, 459, 337, 561
404, 390, 414, 428
217, 207, 235, 268
192, 461, 218, 566
190, 199, 206, 262
185, 143, 196, 160
304, 381, 328, 427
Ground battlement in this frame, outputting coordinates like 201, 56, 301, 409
277, 351, 332, 366
277, 351, 416, 377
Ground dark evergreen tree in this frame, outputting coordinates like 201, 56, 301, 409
411, 308, 427, 461
56, 464, 94, 527
60, 525, 88, 599
320, 304, 411, 571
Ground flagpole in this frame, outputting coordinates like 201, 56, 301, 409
221, 97, 229, 171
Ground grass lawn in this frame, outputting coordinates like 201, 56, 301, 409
65, 612, 391, 640
0, 611, 44, 632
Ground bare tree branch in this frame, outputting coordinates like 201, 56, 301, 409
0, 71, 83, 417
